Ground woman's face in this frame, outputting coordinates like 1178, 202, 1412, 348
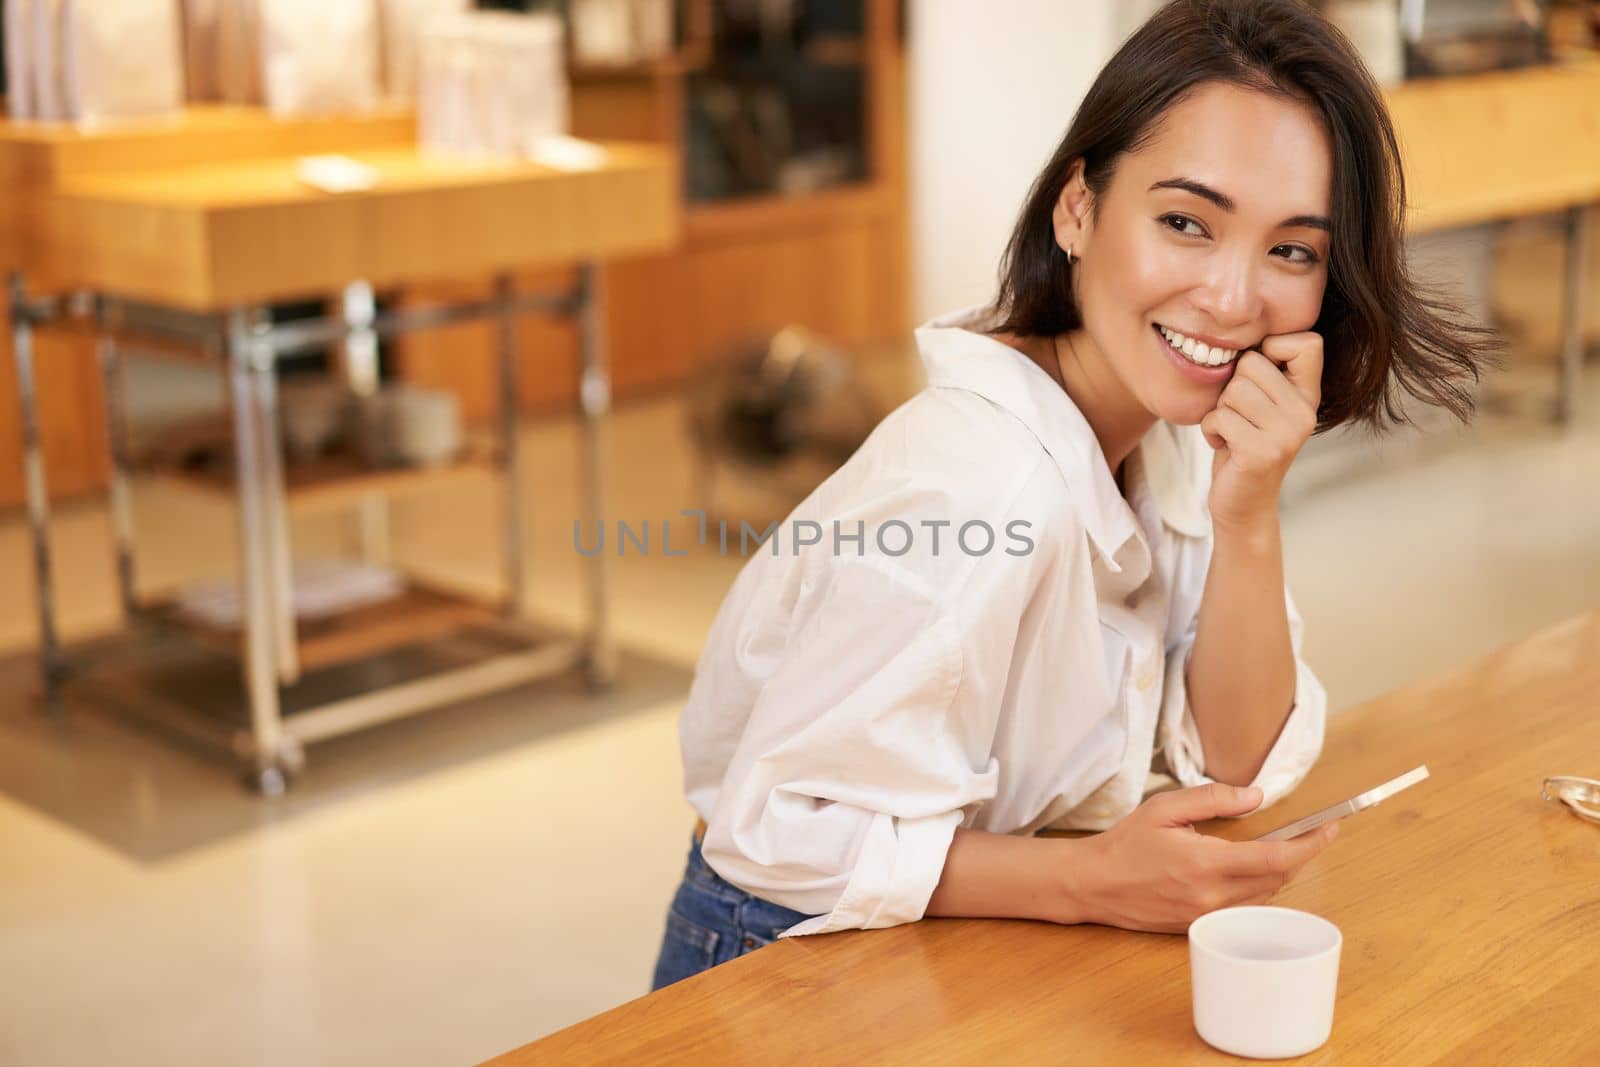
1059, 81, 1333, 427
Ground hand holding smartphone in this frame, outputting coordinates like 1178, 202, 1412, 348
1256, 765, 1430, 841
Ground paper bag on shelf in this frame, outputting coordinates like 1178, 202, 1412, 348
260, 0, 379, 116
4, 0, 34, 119
215, 0, 262, 105
377, 0, 467, 102
416, 11, 568, 162
180, 0, 223, 103
29, 0, 68, 121
61, 0, 185, 124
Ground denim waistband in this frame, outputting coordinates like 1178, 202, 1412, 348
681, 830, 815, 928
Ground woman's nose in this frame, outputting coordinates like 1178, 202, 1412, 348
1191, 253, 1261, 329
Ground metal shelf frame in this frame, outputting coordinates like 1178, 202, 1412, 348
7, 266, 618, 794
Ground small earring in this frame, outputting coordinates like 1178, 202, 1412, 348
1066, 244, 1077, 264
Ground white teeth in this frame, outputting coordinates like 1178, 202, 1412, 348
1158, 325, 1237, 367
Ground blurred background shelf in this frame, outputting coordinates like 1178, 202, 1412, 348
142, 582, 504, 674
402, 0, 907, 423
570, 49, 711, 81
0, 1, 906, 509
150, 440, 500, 515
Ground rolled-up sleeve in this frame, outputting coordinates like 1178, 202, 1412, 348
1157, 585, 1327, 810
700, 554, 1009, 938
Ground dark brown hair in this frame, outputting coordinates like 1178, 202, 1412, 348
990, 0, 1498, 431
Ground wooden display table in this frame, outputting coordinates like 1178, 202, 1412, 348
4, 108, 679, 791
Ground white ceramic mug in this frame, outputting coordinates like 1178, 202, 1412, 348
1188, 906, 1342, 1059
387, 385, 462, 468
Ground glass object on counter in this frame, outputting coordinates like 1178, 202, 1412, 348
1542, 776, 1600, 825
685, 0, 867, 203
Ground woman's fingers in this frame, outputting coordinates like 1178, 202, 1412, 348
1232, 351, 1298, 404
1255, 331, 1325, 410
1199, 404, 1256, 452
1232, 351, 1318, 440
1211, 824, 1339, 880
1218, 373, 1277, 430
1144, 782, 1265, 826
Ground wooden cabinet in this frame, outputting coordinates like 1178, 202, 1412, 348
397, 0, 908, 418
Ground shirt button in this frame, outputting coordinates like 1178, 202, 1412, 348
1136, 660, 1159, 692
743, 937, 757, 949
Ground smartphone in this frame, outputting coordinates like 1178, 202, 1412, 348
1256, 765, 1430, 841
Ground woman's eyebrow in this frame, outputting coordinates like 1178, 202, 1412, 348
1149, 177, 1332, 231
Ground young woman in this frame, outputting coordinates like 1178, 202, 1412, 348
651, 0, 1492, 990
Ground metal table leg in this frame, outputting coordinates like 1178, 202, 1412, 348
343, 281, 390, 564
226, 308, 291, 794
247, 313, 301, 688
97, 298, 139, 619
575, 263, 616, 688
341, 280, 380, 397
8, 272, 65, 701
496, 272, 528, 619
1555, 204, 1590, 425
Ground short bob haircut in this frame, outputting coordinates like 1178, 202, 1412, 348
990, 0, 1498, 432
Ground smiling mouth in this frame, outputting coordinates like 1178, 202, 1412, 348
1153, 324, 1241, 368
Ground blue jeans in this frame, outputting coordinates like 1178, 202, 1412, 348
650, 832, 819, 991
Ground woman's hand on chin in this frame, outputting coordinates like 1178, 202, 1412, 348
1201, 331, 1323, 538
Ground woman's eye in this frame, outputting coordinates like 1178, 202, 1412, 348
1160, 213, 1206, 237
1273, 244, 1321, 265
1157, 215, 1321, 263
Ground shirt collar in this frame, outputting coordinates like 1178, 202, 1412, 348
1133, 418, 1212, 539
913, 305, 1212, 562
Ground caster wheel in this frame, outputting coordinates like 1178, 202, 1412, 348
583, 650, 618, 691
251, 765, 289, 797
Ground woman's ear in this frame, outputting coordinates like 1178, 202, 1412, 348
1052, 159, 1094, 258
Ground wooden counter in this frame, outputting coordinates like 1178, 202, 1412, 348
1386, 59, 1600, 233
23, 141, 678, 311
0, 108, 679, 309
498, 613, 1600, 1064
0, 106, 416, 273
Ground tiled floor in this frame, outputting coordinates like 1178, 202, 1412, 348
0, 344, 1595, 1065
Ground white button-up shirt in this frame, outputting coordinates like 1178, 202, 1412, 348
679, 305, 1327, 938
